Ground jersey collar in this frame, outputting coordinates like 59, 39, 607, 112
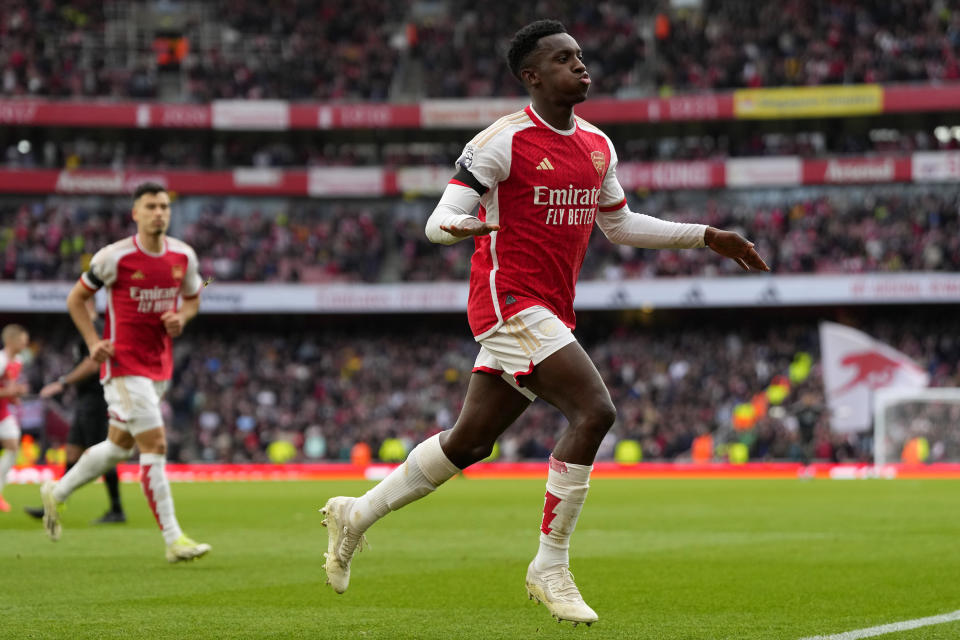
134, 234, 167, 257
525, 104, 577, 136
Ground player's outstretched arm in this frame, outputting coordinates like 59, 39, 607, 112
39, 358, 100, 398
704, 227, 770, 272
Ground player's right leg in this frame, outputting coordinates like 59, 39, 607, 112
41, 426, 134, 540
320, 370, 531, 594
25, 443, 82, 520
0, 416, 22, 512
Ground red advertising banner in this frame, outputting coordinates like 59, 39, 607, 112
617, 161, 725, 190
1, 84, 959, 130
0, 169, 310, 196
803, 156, 911, 184
7, 462, 960, 484
0, 152, 953, 196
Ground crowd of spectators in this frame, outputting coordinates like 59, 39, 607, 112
19, 311, 960, 465
3, 1, 960, 101
5, 127, 959, 171
3, 185, 959, 282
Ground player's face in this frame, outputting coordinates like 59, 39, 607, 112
526, 33, 590, 103
11, 332, 28, 354
132, 191, 171, 237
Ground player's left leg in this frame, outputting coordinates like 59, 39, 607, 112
520, 341, 618, 625
135, 424, 210, 563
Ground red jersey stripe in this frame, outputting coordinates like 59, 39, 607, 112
599, 198, 627, 212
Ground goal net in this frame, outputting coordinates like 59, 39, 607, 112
873, 388, 960, 466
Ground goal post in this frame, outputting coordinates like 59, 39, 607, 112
873, 388, 960, 466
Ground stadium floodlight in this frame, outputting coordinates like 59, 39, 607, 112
873, 387, 960, 466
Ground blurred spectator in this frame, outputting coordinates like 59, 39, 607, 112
5, 1, 960, 100
3, 127, 954, 171
3, 184, 959, 282
20, 311, 960, 464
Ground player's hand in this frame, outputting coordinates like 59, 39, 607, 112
704, 227, 770, 272
39, 381, 65, 398
88, 339, 115, 363
161, 310, 186, 337
10, 382, 29, 398
440, 218, 500, 238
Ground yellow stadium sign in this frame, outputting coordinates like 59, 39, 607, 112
734, 85, 882, 119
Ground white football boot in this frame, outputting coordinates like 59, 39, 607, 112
165, 534, 212, 563
525, 561, 598, 626
40, 480, 63, 541
320, 496, 368, 594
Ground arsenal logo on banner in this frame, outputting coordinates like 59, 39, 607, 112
590, 151, 605, 177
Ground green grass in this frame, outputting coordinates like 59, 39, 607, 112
1, 478, 959, 639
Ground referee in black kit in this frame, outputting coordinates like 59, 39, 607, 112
25, 297, 125, 523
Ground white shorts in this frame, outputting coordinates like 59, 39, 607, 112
103, 376, 169, 436
0, 415, 20, 441
473, 306, 577, 401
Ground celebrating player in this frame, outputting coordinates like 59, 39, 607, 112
0, 324, 30, 512
40, 182, 211, 563
25, 297, 126, 524
319, 20, 769, 625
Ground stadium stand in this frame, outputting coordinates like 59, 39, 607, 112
3, 0, 960, 467
17, 309, 959, 464
3, 0, 959, 100
3, 185, 959, 282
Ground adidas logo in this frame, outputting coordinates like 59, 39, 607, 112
536, 157, 555, 170
131, 270, 146, 280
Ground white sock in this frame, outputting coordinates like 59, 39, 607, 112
53, 440, 131, 503
533, 456, 592, 571
140, 453, 184, 545
349, 433, 460, 532
0, 449, 16, 492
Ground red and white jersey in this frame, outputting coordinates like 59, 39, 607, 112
0, 350, 23, 420
454, 105, 626, 338
80, 235, 201, 382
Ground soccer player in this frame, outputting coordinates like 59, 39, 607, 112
0, 324, 30, 512
24, 297, 126, 523
319, 20, 769, 625
40, 182, 211, 563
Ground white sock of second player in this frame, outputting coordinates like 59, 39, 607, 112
53, 440, 132, 503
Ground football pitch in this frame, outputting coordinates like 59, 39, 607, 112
2, 477, 959, 639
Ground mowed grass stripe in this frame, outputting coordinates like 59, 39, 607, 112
1, 478, 958, 639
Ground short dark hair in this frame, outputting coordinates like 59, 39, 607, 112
507, 20, 567, 81
133, 181, 167, 201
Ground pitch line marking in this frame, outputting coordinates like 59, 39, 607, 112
798, 609, 960, 640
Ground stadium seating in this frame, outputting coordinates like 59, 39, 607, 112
3, 1, 958, 100
4, 185, 959, 282
22, 310, 959, 464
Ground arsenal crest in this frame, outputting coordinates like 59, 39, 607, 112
590, 151, 605, 176
171, 264, 184, 280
